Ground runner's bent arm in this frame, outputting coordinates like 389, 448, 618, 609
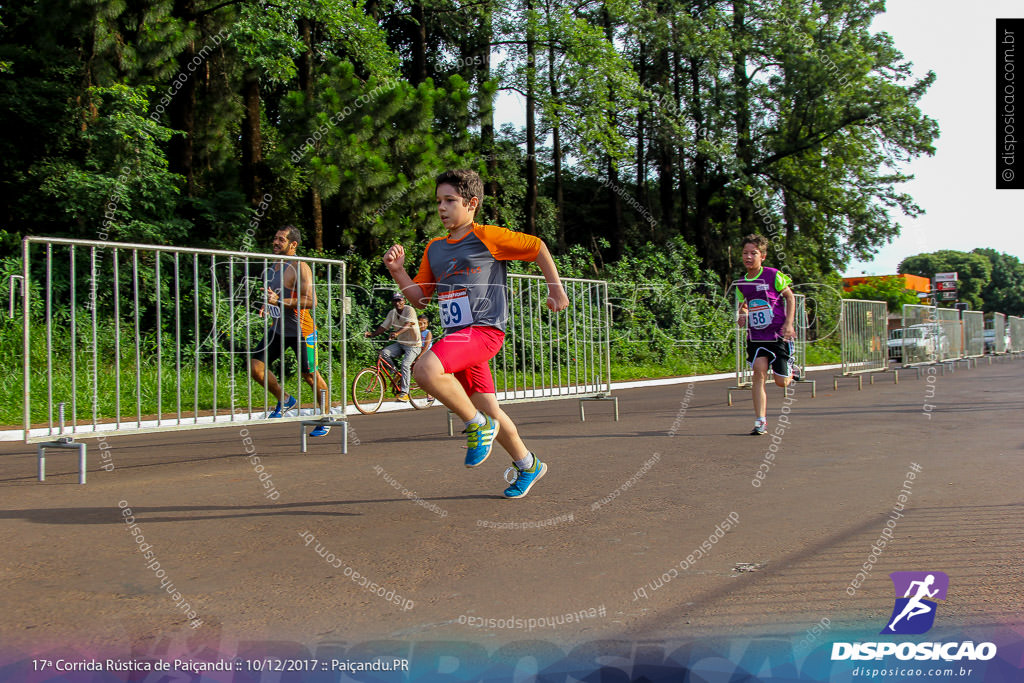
383, 245, 430, 308
275, 262, 317, 310
533, 243, 569, 311
780, 287, 796, 340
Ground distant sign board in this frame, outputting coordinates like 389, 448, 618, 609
940, 290, 959, 301
934, 272, 958, 283
936, 281, 958, 292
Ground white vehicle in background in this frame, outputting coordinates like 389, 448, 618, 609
983, 328, 1011, 353
888, 324, 948, 363
887, 328, 909, 362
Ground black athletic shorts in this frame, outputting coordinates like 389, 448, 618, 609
250, 330, 319, 374
746, 339, 794, 377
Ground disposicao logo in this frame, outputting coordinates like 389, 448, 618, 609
881, 571, 948, 635
831, 571, 997, 662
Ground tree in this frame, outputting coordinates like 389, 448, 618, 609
973, 248, 1024, 316
493, 0, 639, 245
281, 63, 476, 252
898, 250, 992, 310
609, 0, 939, 282
844, 277, 919, 313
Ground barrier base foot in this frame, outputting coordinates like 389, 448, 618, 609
898, 365, 923, 380
37, 438, 87, 485
792, 378, 816, 398
579, 394, 619, 421
299, 419, 348, 455
832, 375, 866, 391
727, 384, 752, 406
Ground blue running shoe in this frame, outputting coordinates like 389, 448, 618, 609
503, 456, 547, 499
463, 415, 499, 467
268, 394, 297, 418
309, 424, 331, 437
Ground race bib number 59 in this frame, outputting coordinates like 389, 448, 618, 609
439, 288, 475, 328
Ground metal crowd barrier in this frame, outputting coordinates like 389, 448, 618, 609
727, 293, 814, 405
1010, 316, 1024, 353
961, 311, 984, 359
793, 294, 814, 396
18, 237, 348, 483
444, 274, 617, 435
728, 319, 752, 404
899, 304, 938, 366
834, 299, 888, 389
935, 308, 962, 362
992, 313, 1007, 354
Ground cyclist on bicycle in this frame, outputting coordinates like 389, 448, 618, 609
364, 292, 422, 401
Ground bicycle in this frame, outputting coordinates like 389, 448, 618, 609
351, 353, 434, 414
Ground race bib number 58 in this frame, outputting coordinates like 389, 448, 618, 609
439, 289, 475, 328
748, 299, 772, 330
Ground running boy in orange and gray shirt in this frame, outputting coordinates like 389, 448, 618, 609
382, 169, 570, 498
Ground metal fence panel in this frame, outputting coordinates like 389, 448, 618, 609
935, 308, 962, 361
1011, 316, 1024, 352
793, 293, 809, 373
900, 304, 971, 364
492, 274, 612, 403
961, 311, 984, 358
20, 237, 347, 444
840, 299, 887, 375
992, 313, 1007, 354
733, 321, 752, 388
733, 293, 808, 387
899, 304, 937, 365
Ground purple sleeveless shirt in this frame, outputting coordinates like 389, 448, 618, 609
735, 266, 790, 342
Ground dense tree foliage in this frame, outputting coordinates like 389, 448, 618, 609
2, 0, 940, 294
972, 248, 1024, 317
899, 249, 1024, 316
843, 276, 919, 313
898, 249, 992, 311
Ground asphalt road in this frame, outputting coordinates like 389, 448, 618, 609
1, 358, 1021, 665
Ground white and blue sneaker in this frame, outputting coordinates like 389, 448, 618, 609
268, 394, 297, 418
463, 415, 499, 467
503, 456, 547, 499
309, 424, 331, 438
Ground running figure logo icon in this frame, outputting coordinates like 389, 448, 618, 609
881, 571, 949, 635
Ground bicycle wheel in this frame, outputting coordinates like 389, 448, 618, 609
352, 368, 385, 414
408, 378, 434, 410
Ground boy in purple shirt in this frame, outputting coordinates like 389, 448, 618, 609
735, 234, 798, 435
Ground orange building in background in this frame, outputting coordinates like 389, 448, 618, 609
842, 273, 931, 293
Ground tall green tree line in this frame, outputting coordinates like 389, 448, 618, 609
1, 0, 938, 290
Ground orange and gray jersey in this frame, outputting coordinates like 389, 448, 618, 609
413, 224, 542, 333
266, 262, 317, 339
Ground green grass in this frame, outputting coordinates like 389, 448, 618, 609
1, 314, 842, 427
804, 339, 841, 366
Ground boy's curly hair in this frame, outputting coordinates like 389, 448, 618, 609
435, 169, 484, 215
741, 233, 769, 255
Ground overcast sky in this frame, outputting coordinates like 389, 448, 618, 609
844, 0, 1021, 276
494, 1, 1021, 277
